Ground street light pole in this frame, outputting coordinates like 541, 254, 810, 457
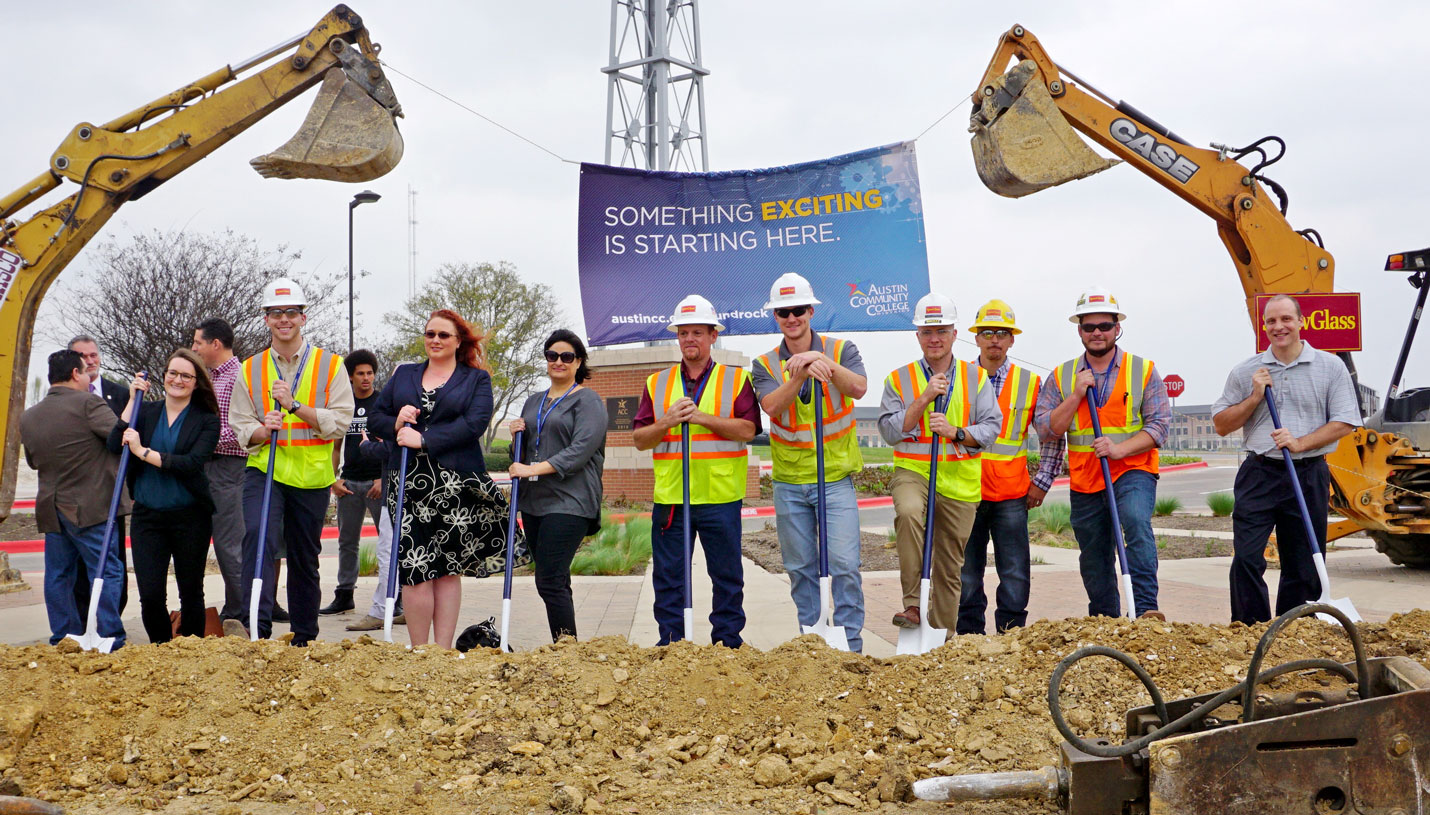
348, 190, 381, 352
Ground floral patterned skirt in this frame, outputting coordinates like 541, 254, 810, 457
386, 453, 529, 586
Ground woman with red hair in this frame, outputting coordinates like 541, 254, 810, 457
370, 310, 527, 648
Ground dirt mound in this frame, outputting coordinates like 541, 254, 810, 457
3, 611, 1427, 814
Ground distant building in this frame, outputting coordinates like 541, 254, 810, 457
1168, 403, 1240, 451
1357, 382, 1381, 418
856, 406, 885, 447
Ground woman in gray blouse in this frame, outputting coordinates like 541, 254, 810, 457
508, 330, 606, 641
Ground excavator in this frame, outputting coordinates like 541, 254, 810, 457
965, 25, 1429, 569
0, 5, 405, 525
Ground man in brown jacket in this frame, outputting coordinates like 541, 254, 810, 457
19, 349, 128, 648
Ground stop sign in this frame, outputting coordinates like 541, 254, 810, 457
1165, 374, 1186, 398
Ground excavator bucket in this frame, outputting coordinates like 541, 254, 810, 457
970, 60, 1116, 198
250, 67, 403, 182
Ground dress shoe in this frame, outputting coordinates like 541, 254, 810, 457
892, 606, 921, 629
272, 604, 290, 623
319, 589, 355, 616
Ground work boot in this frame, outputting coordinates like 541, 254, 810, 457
892, 606, 920, 629
222, 619, 248, 638
272, 604, 291, 623
319, 589, 355, 615
346, 615, 383, 631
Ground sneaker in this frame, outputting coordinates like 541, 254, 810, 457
345, 615, 383, 631
892, 606, 921, 629
272, 604, 291, 623
393, 614, 406, 625
222, 619, 248, 638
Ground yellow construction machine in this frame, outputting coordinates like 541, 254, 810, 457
0, 5, 404, 523
968, 25, 1430, 567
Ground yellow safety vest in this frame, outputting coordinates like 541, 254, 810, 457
647, 362, 750, 505
241, 346, 343, 489
753, 336, 862, 485
1053, 352, 1159, 494
887, 359, 985, 502
980, 364, 1041, 502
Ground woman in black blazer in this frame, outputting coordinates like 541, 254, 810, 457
370, 309, 527, 649
108, 349, 220, 643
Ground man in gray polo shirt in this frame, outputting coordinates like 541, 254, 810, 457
1211, 294, 1361, 624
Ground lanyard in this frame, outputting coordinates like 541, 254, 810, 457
1082, 349, 1116, 408
681, 360, 715, 405
533, 382, 578, 455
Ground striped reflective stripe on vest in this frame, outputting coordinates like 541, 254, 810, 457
983, 365, 1039, 460
651, 363, 747, 459
889, 360, 980, 462
754, 339, 856, 449
243, 347, 339, 446
1056, 354, 1152, 450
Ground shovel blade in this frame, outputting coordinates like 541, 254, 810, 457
1316, 595, 1362, 624
251, 67, 404, 182
802, 621, 850, 651
971, 60, 1117, 198
896, 620, 948, 655
64, 632, 115, 654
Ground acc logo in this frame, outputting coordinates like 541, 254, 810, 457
1109, 118, 1199, 183
847, 279, 910, 316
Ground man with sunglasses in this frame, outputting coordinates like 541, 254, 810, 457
878, 294, 1002, 635
227, 278, 353, 644
956, 300, 1053, 634
1034, 288, 1171, 620
752, 272, 869, 651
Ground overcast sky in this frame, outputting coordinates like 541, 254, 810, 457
7, 1, 1427, 410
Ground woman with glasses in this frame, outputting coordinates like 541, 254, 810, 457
108, 349, 221, 642
508, 330, 606, 641
370, 309, 527, 648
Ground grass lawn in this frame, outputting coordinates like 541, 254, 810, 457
750, 443, 894, 464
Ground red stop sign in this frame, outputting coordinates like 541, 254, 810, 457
1165, 374, 1186, 398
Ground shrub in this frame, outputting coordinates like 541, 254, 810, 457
484, 452, 513, 473
1154, 496, 1183, 516
570, 514, 654, 576
1161, 455, 1204, 466
1030, 501, 1072, 535
358, 541, 378, 576
851, 465, 895, 495
1206, 492, 1235, 517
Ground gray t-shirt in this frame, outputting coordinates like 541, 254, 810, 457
750, 333, 866, 402
1210, 341, 1361, 458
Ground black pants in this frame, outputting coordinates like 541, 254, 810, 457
239, 469, 330, 642
520, 512, 589, 642
1230, 455, 1330, 624
74, 515, 128, 615
131, 504, 212, 643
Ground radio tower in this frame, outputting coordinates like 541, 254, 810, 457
406, 185, 418, 298
603, 0, 709, 171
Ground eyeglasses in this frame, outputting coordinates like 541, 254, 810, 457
774, 306, 809, 319
977, 329, 1013, 340
164, 369, 196, 383
544, 350, 578, 363
424, 330, 455, 340
265, 307, 303, 318
917, 327, 952, 337
1079, 321, 1118, 334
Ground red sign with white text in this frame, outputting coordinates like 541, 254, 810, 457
1254, 293, 1362, 353
1164, 374, 1185, 398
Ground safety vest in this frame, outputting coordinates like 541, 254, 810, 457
241, 346, 343, 489
753, 336, 862, 485
887, 359, 986, 502
1053, 352, 1159, 494
980, 364, 1042, 502
647, 362, 750, 505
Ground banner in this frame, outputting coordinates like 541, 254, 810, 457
578, 142, 930, 345
1254, 293, 1362, 353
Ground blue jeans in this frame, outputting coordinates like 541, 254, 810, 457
44, 512, 126, 649
1069, 469, 1159, 617
773, 477, 863, 652
650, 500, 745, 647
957, 497, 1031, 634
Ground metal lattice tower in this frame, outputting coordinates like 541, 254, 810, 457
603, 0, 709, 171
406, 185, 418, 298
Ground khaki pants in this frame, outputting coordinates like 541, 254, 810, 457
891, 467, 977, 630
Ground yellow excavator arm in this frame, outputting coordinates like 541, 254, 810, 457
0, 4, 403, 522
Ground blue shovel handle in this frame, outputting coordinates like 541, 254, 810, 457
502, 430, 522, 601
1262, 386, 1324, 560
385, 431, 410, 604
921, 386, 951, 581
813, 380, 829, 578
95, 374, 147, 593
1086, 404, 1133, 581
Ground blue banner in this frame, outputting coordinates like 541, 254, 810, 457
577, 142, 930, 345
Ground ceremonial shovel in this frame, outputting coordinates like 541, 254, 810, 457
802, 380, 850, 651
898, 387, 951, 655
383, 424, 411, 643
498, 430, 523, 650
1264, 386, 1360, 623
1086, 406, 1136, 619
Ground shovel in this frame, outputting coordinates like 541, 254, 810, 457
802, 380, 850, 651
68, 373, 145, 653
383, 427, 410, 644
1086, 406, 1136, 619
248, 352, 311, 640
898, 388, 951, 655
680, 420, 695, 642
498, 430, 523, 651
1263, 386, 1360, 623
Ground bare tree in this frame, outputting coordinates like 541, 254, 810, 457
49, 229, 344, 382
382, 261, 563, 450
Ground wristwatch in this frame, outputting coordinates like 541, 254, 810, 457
954, 427, 967, 443
287, 400, 302, 414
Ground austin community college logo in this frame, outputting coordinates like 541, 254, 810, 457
847, 279, 910, 316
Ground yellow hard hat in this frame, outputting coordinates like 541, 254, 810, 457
969, 298, 1021, 334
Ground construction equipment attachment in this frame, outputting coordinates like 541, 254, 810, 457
970, 59, 1117, 198
251, 39, 403, 182
915, 603, 1430, 814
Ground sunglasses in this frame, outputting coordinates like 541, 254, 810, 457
424, 330, 455, 340
265, 307, 303, 318
1079, 321, 1118, 334
774, 306, 809, 319
545, 350, 578, 364
977, 329, 1012, 339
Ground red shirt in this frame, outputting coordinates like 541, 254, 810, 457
632, 359, 762, 433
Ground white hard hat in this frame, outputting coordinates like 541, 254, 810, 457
911, 292, 957, 327
667, 294, 725, 332
763, 272, 821, 310
262, 277, 307, 309
1069, 286, 1127, 323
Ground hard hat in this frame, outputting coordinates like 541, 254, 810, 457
262, 277, 307, 309
763, 272, 821, 310
969, 298, 1021, 334
911, 292, 957, 327
667, 294, 725, 332
1069, 286, 1127, 323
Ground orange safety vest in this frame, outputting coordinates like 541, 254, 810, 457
240, 346, 343, 489
980, 364, 1042, 502
887, 359, 985, 502
752, 335, 862, 485
646, 362, 750, 505
1053, 352, 1159, 494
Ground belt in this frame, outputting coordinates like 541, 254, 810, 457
1257, 452, 1324, 465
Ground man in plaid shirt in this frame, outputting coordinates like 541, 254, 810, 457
192, 318, 250, 623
